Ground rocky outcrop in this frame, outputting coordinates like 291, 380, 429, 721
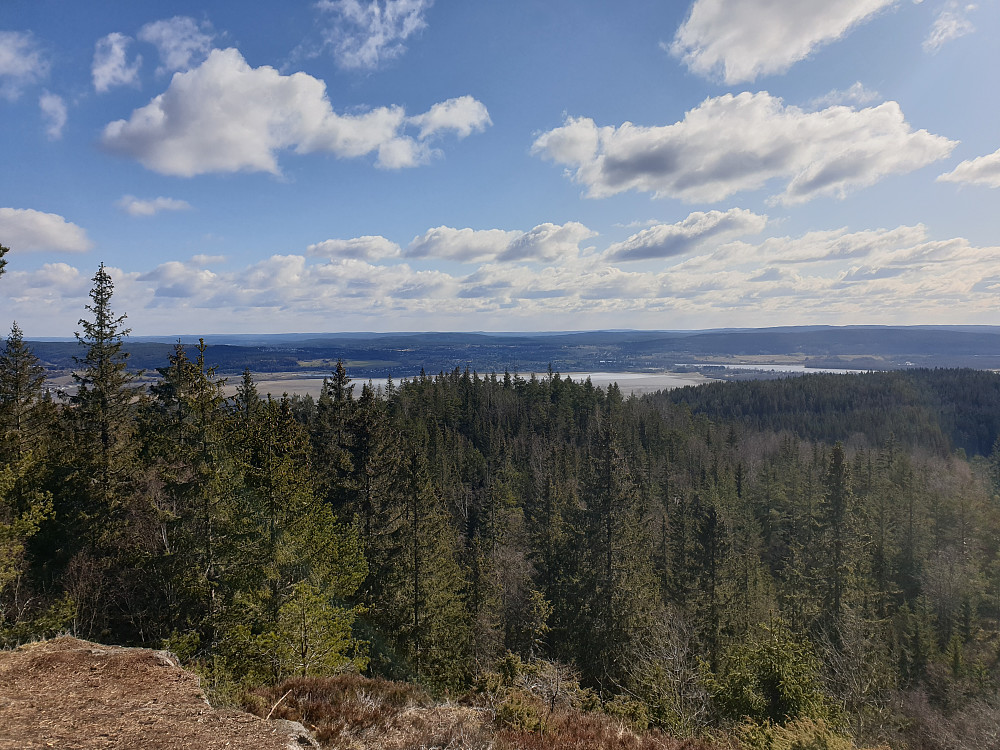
0, 637, 316, 750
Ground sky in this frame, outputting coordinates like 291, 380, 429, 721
2, 0, 1000, 336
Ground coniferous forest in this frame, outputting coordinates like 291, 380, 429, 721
4, 263, 1000, 749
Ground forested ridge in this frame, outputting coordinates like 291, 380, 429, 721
3, 264, 1000, 749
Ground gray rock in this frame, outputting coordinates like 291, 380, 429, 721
273, 718, 320, 748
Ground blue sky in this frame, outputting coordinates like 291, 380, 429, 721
2, 0, 1000, 336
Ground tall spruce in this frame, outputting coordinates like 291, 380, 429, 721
69, 263, 142, 543
0, 322, 49, 461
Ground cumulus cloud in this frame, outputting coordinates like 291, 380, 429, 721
13, 221, 1000, 333
0, 207, 92, 252
532, 92, 956, 204
499, 222, 597, 263
138, 16, 215, 73
100, 48, 489, 176
307, 235, 402, 260
605, 209, 767, 261
39, 91, 67, 139
405, 222, 595, 263
315, 0, 434, 70
407, 226, 520, 262
938, 148, 1000, 187
116, 195, 193, 217
670, 0, 896, 83
92, 32, 142, 92
0, 30, 48, 100
924, 1, 976, 51
409, 96, 492, 139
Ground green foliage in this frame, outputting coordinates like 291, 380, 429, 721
0, 322, 49, 459
495, 690, 547, 731
738, 717, 854, 750
275, 580, 366, 677
11, 283, 1000, 749
713, 623, 830, 725
0, 450, 54, 635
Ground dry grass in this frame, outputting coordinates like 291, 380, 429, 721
496, 711, 718, 750
249, 673, 725, 750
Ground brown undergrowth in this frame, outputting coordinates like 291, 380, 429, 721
250, 674, 721, 750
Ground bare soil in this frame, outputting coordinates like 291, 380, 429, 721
0, 637, 308, 750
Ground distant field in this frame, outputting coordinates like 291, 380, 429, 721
240, 370, 716, 399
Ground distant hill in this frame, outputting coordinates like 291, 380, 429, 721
26, 325, 1000, 378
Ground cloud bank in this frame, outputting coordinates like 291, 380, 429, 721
11, 222, 1000, 334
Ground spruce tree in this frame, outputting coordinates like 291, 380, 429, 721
312, 359, 354, 510
218, 389, 366, 684
0, 322, 48, 461
69, 263, 142, 542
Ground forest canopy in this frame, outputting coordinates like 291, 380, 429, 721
2, 265, 999, 750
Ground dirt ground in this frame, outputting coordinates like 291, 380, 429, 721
0, 637, 311, 750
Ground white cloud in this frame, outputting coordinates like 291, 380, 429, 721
407, 226, 520, 262
409, 96, 492, 139
0, 207, 92, 252
406, 222, 595, 263
92, 32, 142, 93
116, 195, 193, 217
670, 0, 897, 83
499, 222, 596, 263
39, 91, 67, 140
315, 0, 434, 70
307, 235, 402, 260
924, 1, 976, 51
138, 16, 215, 74
13, 222, 1000, 333
699, 224, 933, 268
532, 92, 956, 204
605, 209, 767, 261
0, 30, 48, 100
191, 254, 225, 265
100, 48, 490, 176
808, 81, 881, 109
937, 147, 1000, 188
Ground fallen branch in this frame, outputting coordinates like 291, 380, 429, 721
266, 689, 293, 721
